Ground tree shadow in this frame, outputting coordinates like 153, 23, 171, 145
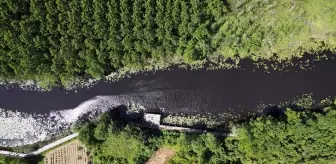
253, 100, 332, 121
27, 155, 44, 163
260, 105, 285, 119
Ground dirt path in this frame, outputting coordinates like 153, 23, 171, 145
147, 147, 175, 164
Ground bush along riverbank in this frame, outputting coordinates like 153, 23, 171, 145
0, 155, 43, 164
1, 0, 336, 88
76, 99, 336, 164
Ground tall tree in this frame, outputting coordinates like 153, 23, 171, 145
107, 0, 123, 69
143, 0, 156, 55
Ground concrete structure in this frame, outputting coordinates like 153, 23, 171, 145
143, 113, 234, 136
158, 125, 233, 136
0, 150, 30, 158
32, 133, 79, 155
144, 113, 161, 125
0, 133, 78, 158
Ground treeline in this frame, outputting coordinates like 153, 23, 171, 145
1, 0, 226, 87
77, 103, 336, 163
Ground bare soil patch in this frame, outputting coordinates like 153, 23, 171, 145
147, 147, 175, 164
44, 140, 89, 164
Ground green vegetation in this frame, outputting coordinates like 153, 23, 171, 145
0, 156, 28, 164
77, 103, 336, 163
1, 0, 336, 87
77, 113, 157, 163
0, 155, 43, 164
213, 0, 336, 61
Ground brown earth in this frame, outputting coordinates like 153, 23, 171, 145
146, 147, 176, 164
44, 140, 89, 164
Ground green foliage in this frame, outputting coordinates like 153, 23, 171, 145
78, 122, 98, 146
99, 131, 146, 163
166, 107, 336, 164
225, 107, 336, 164
78, 113, 156, 164
0, 155, 29, 164
1, 0, 336, 86
168, 133, 227, 164
215, 0, 336, 60
0, 155, 44, 164
77, 106, 336, 164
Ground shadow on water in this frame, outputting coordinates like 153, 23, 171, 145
0, 53, 335, 117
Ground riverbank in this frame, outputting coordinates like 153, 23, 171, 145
1, 51, 334, 91
75, 101, 336, 163
1, 56, 336, 113
0, 89, 334, 147
1, 96, 334, 163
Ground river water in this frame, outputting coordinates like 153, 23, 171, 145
0, 58, 336, 146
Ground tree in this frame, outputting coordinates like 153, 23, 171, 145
78, 123, 97, 146
143, 0, 156, 55
107, 0, 123, 69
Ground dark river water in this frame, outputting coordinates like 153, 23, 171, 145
0, 58, 335, 116
0, 57, 336, 147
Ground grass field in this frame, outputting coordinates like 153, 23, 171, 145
44, 140, 89, 164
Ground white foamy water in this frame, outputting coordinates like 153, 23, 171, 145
0, 96, 122, 147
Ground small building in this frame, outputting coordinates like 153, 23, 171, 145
144, 113, 161, 125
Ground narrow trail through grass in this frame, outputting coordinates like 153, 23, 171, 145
146, 147, 176, 164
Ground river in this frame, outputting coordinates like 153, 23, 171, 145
0, 57, 336, 146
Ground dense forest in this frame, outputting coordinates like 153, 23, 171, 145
77, 102, 336, 163
1, 0, 336, 87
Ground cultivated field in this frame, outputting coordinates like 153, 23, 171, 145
44, 140, 89, 164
